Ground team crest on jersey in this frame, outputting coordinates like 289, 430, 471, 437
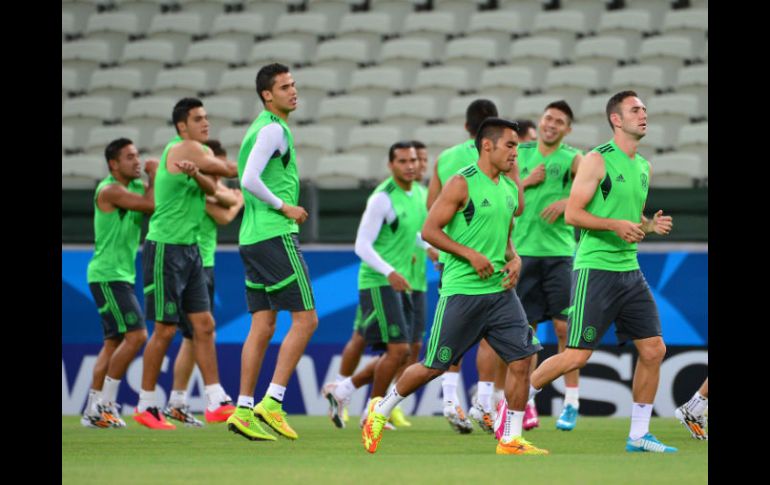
640, 173, 648, 190
547, 165, 561, 178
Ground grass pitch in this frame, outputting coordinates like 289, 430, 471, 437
63, 415, 707, 485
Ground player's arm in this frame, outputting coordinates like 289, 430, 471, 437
522, 163, 545, 189
509, 160, 525, 217
423, 175, 495, 279
354, 193, 411, 291
639, 164, 673, 235
541, 153, 585, 224
209, 179, 239, 208
176, 160, 217, 195
206, 188, 244, 225
564, 152, 645, 243
501, 218, 522, 289
241, 123, 308, 224
176, 140, 238, 178
426, 156, 442, 209
98, 159, 158, 214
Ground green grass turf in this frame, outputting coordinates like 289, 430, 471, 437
63, 415, 707, 485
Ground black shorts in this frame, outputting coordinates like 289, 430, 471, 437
411, 290, 426, 344
142, 241, 210, 324
89, 281, 146, 340
356, 286, 413, 351
239, 233, 315, 313
423, 290, 541, 371
567, 269, 662, 350
516, 256, 572, 324
179, 266, 215, 339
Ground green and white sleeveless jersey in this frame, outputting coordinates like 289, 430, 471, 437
358, 178, 425, 290
238, 110, 299, 245
441, 165, 519, 296
87, 176, 145, 283
513, 141, 581, 257
574, 140, 650, 271
409, 183, 429, 292
146, 136, 207, 245
197, 214, 217, 268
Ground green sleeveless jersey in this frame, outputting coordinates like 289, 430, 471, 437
238, 110, 299, 245
87, 176, 145, 284
437, 139, 478, 184
513, 141, 581, 257
409, 183, 429, 292
198, 213, 217, 268
359, 178, 425, 290
574, 140, 650, 271
146, 136, 207, 244
441, 165, 519, 296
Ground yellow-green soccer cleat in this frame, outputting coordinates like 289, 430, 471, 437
226, 406, 277, 441
361, 397, 387, 454
255, 398, 299, 440
389, 405, 412, 427
496, 437, 550, 455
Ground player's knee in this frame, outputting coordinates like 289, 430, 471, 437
154, 323, 177, 341
554, 324, 568, 341
389, 343, 410, 361
294, 311, 318, 333
565, 349, 591, 371
124, 329, 147, 348
638, 339, 666, 364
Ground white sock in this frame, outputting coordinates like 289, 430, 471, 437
237, 395, 254, 409
205, 383, 227, 411
169, 390, 187, 407
266, 383, 286, 402
138, 388, 158, 412
684, 392, 708, 417
564, 386, 580, 408
335, 374, 347, 383
528, 385, 541, 402
85, 389, 102, 414
442, 372, 459, 406
492, 387, 505, 406
629, 402, 653, 440
102, 376, 121, 404
375, 386, 405, 418
477, 381, 494, 412
527, 397, 535, 408
502, 409, 525, 442
334, 377, 357, 401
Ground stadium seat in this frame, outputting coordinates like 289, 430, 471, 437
369, 0, 420, 24
316, 95, 375, 147
62, 125, 86, 154
498, 0, 544, 27
381, 95, 443, 131
508, 36, 570, 84
573, 36, 634, 81
337, 12, 398, 47
314, 38, 377, 80
444, 37, 504, 74
348, 66, 409, 113
676, 122, 708, 165
147, 12, 211, 49
216, 125, 246, 160
152, 67, 218, 99
564, 123, 601, 152
314, 153, 370, 189
62, 67, 88, 98
466, 10, 527, 48
609, 65, 669, 102
413, 124, 467, 162
676, 64, 708, 116
200, 95, 254, 128
150, 125, 181, 153
121, 39, 188, 79
293, 124, 339, 177
307, 0, 363, 18
637, 35, 698, 73
479, 65, 539, 101
433, 0, 483, 18
639, 124, 672, 154
84, 125, 142, 155
445, 94, 506, 126
577, 94, 610, 133
183, 39, 247, 71
402, 10, 463, 50
531, 9, 594, 45
379, 38, 440, 81
596, 9, 654, 46
272, 12, 335, 52
345, 124, 405, 171
649, 152, 706, 188
123, 95, 178, 140
89, 67, 154, 100
62, 10, 83, 41
647, 93, 705, 136
249, 39, 313, 69
512, 95, 566, 124
63, 39, 121, 73
62, 154, 108, 189
662, 8, 708, 50
210, 12, 271, 52
544, 65, 605, 108
63, 96, 123, 130
413, 66, 472, 105
625, 0, 672, 27
85, 11, 148, 48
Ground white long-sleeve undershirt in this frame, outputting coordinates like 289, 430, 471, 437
241, 122, 287, 210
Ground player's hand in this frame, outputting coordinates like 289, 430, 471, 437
612, 220, 645, 243
501, 254, 522, 289
427, 247, 439, 263
467, 250, 495, 279
280, 204, 309, 224
651, 210, 673, 235
540, 200, 567, 224
387, 271, 412, 292
175, 160, 199, 177
524, 164, 546, 187
144, 158, 159, 176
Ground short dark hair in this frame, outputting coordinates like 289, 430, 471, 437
474, 118, 519, 153
513, 119, 537, 137
606, 90, 638, 130
205, 139, 227, 157
172, 97, 204, 134
411, 140, 426, 150
466, 99, 499, 136
104, 138, 134, 167
256, 63, 291, 104
388, 141, 414, 162
544, 100, 574, 124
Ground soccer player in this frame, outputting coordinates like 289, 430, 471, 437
134, 97, 239, 430
527, 90, 677, 453
226, 63, 318, 441
82, 138, 156, 428
514, 119, 538, 142
362, 118, 548, 456
322, 142, 428, 429
163, 140, 244, 427
497, 101, 583, 435
675, 377, 708, 440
